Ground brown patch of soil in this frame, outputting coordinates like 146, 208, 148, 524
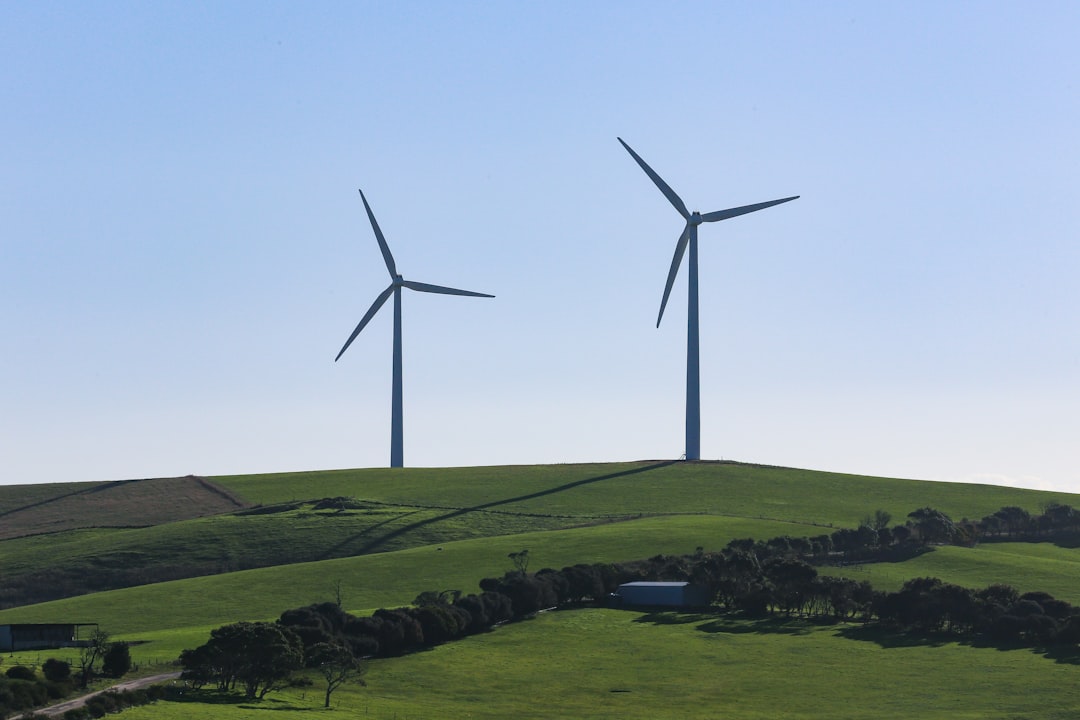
0, 475, 249, 540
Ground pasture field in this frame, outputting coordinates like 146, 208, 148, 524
823, 541, 1080, 603
4, 516, 1080, 671
0, 501, 580, 607
85, 609, 1080, 720
214, 461, 1073, 529
2, 461, 1080, 718
0, 515, 826, 634
1, 461, 1074, 608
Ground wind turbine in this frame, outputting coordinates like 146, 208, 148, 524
335, 189, 494, 468
618, 137, 798, 462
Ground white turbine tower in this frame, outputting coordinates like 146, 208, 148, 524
335, 189, 494, 468
618, 138, 798, 461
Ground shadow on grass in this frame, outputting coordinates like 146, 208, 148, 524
324, 460, 680, 556
632, 610, 827, 637
164, 688, 311, 710
630, 605, 1080, 667
1040, 644, 1080, 665
319, 508, 427, 557
838, 624, 1080, 665
634, 609, 1080, 666
695, 615, 829, 637
164, 688, 249, 705
632, 610, 715, 626
978, 532, 1080, 550
237, 703, 312, 712
837, 624, 951, 649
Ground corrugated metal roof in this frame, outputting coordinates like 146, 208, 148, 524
618, 581, 689, 588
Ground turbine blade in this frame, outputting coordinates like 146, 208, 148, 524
335, 285, 395, 361
700, 195, 799, 223
617, 137, 690, 220
657, 225, 690, 327
359, 189, 397, 279
402, 280, 494, 298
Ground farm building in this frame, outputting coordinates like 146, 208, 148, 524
610, 581, 712, 608
0, 623, 98, 652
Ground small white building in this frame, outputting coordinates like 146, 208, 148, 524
611, 581, 712, 608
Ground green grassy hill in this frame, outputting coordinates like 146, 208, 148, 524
2, 461, 1071, 608
1, 460, 1078, 718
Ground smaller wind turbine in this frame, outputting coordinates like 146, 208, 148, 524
335, 189, 494, 468
618, 137, 797, 461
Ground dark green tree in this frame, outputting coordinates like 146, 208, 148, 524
78, 629, 111, 688
42, 658, 71, 683
860, 509, 891, 530
508, 550, 530, 574
101, 642, 132, 678
907, 508, 958, 544
764, 558, 817, 615
180, 622, 303, 699
992, 506, 1032, 536
308, 642, 366, 708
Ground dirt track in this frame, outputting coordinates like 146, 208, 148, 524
16, 671, 181, 718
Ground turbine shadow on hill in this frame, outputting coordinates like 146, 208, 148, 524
324, 460, 679, 557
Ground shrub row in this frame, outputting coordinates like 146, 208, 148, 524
59, 685, 165, 719
0, 665, 73, 719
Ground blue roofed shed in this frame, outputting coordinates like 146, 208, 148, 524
611, 581, 712, 608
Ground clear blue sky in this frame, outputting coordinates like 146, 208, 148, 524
3, 2, 1078, 491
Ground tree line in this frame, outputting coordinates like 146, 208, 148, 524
179, 559, 637, 703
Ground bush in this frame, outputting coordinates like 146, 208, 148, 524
5, 665, 36, 681
101, 642, 132, 678
43, 658, 71, 683
7, 678, 48, 709
0, 684, 15, 712
45, 680, 70, 699
85, 694, 112, 718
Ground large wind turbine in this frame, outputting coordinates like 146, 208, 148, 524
335, 189, 494, 468
618, 137, 798, 461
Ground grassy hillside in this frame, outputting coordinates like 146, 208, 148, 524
213, 461, 1072, 527
1, 460, 1078, 718
296, 609, 1080, 720
0, 515, 827, 634
9, 460, 1072, 610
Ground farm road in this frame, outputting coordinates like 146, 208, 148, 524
16, 670, 181, 718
